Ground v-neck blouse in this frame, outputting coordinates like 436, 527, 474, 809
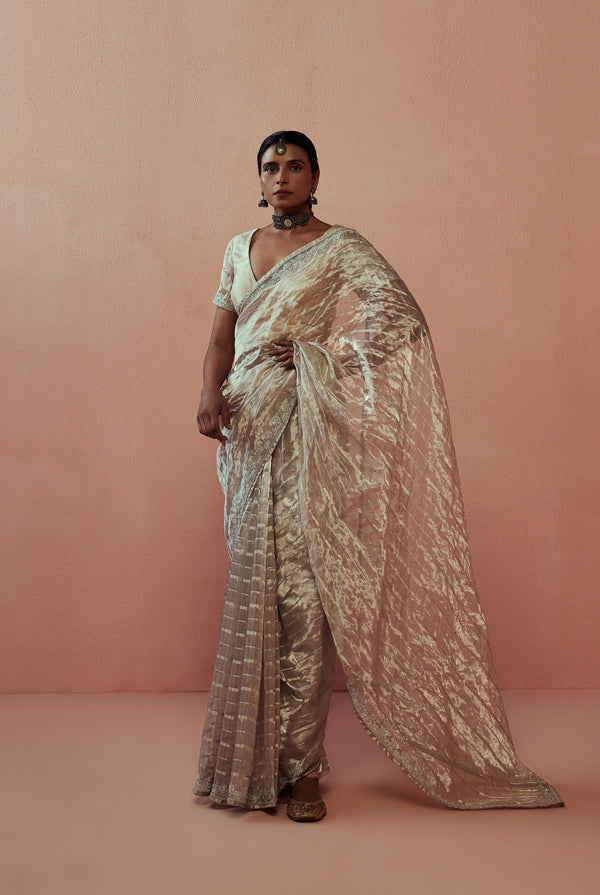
212, 226, 342, 315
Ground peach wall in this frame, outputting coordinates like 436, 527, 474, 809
2, 0, 599, 692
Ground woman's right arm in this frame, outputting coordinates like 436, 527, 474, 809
197, 308, 237, 444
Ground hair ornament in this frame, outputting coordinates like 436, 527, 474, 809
275, 138, 287, 155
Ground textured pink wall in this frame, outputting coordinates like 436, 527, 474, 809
2, 0, 599, 692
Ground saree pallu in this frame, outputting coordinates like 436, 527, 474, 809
194, 225, 564, 810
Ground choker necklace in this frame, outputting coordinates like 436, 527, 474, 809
272, 211, 313, 230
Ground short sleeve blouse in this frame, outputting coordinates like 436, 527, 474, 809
212, 230, 257, 314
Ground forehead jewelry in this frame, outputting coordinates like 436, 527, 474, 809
275, 138, 286, 155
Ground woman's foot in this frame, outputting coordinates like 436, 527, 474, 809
287, 776, 327, 823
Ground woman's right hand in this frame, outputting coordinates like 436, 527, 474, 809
197, 386, 231, 445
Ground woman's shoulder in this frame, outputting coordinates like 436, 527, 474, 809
224, 228, 258, 249
217, 229, 257, 268
325, 225, 378, 255
327, 227, 402, 276
327, 224, 369, 243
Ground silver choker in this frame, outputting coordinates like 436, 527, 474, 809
272, 211, 313, 230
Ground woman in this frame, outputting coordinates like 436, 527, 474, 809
193, 130, 564, 822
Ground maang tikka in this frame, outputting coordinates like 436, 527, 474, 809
275, 138, 286, 155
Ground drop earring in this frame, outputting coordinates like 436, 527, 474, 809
258, 190, 268, 208
308, 191, 318, 206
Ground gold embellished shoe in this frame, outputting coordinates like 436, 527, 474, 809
286, 797, 327, 823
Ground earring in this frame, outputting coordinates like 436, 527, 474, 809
258, 190, 268, 208
308, 191, 318, 206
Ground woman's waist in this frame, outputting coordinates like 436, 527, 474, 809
224, 345, 297, 411
230, 335, 323, 376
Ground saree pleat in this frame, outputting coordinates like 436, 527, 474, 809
194, 407, 335, 808
194, 225, 564, 810
193, 462, 281, 807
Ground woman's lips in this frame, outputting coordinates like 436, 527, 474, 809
275, 190, 291, 196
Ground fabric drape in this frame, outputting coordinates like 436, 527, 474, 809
194, 225, 563, 810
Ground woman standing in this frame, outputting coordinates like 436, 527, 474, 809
193, 130, 563, 821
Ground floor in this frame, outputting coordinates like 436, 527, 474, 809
1, 690, 598, 895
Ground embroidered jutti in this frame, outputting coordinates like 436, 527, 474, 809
193, 225, 564, 811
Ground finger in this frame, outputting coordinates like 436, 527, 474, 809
198, 414, 226, 442
221, 405, 231, 429
208, 413, 226, 442
199, 422, 218, 438
208, 427, 227, 444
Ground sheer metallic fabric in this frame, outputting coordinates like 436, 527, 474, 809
273, 409, 336, 792
193, 226, 564, 810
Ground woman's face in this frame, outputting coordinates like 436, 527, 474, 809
259, 143, 319, 214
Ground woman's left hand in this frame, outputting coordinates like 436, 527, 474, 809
268, 340, 295, 369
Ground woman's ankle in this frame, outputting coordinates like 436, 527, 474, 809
291, 776, 321, 803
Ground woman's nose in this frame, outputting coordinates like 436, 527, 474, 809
277, 170, 288, 184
